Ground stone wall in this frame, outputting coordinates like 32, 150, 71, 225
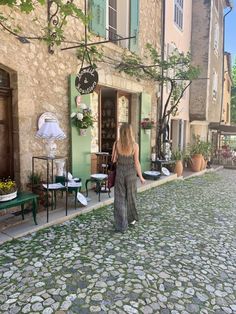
190, 0, 224, 125
0, 0, 162, 186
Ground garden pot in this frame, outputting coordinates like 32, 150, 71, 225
0, 191, 17, 202
190, 154, 203, 172
174, 160, 183, 177
200, 156, 205, 171
201, 158, 207, 170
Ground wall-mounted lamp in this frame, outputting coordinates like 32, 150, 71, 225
35, 119, 66, 158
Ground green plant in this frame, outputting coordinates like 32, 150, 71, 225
189, 135, 204, 156
171, 149, 183, 161
141, 118, 154, 129
116, 43, 200, 158
0, 178, 16, 195
71, 104, 94, 130
189, 136, 212, 159
201, 141, 213, 159
28, 172, 42, 185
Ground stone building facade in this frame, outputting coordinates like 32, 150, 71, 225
189, 0, 232, 140
164, 0, 193, 151
222, 52, 232, 125
0, 0, 162, 187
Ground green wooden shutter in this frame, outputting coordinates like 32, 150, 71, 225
88, 0, 106, 38
69, 75, 92, 186
140, 93, 152, 172
129, 0, 139, 52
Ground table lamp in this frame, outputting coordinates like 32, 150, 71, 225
35, 119, 66, 158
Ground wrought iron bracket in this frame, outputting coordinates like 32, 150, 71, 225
47, 0, 60, 54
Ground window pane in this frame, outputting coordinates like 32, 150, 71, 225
109, 0, 117, 10
109, 8, 117, 29
174, 0, 183, 30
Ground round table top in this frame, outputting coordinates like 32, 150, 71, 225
91, 174, 108, 180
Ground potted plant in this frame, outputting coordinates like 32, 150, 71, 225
141, 118, 154, 133
71, 103, 94, 136
171, 149, 184, 177
27, 172, 46, 208
201, 141, 212, 169
0, 178, 17, 202
188, 136, 203, 172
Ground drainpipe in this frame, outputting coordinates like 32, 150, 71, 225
218, 1, 232, 153
156, 0, 165, 159
219, 2, 232, 126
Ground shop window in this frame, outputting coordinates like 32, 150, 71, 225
91, 91, 99, 153
100, 89, 130, 154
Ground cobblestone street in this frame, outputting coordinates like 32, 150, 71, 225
0, 169, 236, 314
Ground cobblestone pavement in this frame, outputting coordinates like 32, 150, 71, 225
0, 169, 236, 314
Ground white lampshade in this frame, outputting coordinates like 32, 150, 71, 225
36, 119, 66, 140
36, 119, 66, 157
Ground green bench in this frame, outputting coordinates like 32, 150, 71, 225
0, 192, 38, 225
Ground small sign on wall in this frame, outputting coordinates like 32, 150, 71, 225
75, 66, 98, 95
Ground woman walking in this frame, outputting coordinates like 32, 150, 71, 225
111, 123, 145, 232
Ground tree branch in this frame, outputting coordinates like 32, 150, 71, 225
163, 81, 192, 119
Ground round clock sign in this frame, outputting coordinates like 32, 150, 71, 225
75, 66, 98, 95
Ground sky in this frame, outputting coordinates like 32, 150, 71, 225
225, 5, 236, 66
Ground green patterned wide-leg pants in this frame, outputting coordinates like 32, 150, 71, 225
114, 157, 138, 232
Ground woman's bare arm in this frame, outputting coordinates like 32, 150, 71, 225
134, 143, 146, 184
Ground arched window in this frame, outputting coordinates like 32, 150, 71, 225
0, 69, 10, 88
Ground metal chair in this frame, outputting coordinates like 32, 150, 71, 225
55, 176, 82, 209
85, 152, 110, 201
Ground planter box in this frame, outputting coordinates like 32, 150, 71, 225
0, 191, 17, 202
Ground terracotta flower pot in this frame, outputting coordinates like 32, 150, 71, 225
190, 154, 203, 172
174, 160, 183, 177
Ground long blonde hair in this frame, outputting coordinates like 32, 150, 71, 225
117, 123, 135, 156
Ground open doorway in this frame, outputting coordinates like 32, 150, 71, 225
100, 87, 131, 154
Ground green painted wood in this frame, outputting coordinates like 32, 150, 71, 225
69, 75, 92, 186
88, 0, 106, 38
140, 93, 152, 172
129, 0, 139, 52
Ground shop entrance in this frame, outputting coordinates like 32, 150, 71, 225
100, 88, 130, 154
0, 69, 14, 178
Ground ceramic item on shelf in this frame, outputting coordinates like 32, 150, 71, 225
77, 192, 87, 206
66, 172, 73, 180
162, 167, 170, 176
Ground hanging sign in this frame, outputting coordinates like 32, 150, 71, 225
75, 66, 98, 95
